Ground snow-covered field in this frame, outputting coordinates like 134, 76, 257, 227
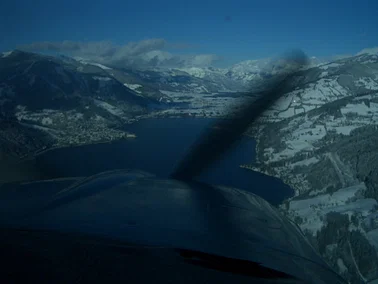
287, 183, 377, 236
94, 99, 124, 117
124, 83, 142, 93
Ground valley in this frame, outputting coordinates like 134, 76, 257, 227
2, 48, 378, 283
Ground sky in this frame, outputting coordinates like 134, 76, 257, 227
1, 0, 377, 67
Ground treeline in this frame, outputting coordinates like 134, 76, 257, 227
316, 211, 378, 283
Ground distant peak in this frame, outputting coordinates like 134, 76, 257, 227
1, 50, 14, 58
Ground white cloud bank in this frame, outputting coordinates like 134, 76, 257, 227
19, 39, 221, 69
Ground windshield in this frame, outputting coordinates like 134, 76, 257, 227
1, 0, 378, 283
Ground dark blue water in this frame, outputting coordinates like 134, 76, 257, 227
34, 118, 293, 206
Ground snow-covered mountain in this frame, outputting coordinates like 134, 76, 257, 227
242, 51, 378, 283
0, 50, 152, 163
65, 52, 325, 94
166, 55, 330, 91
51, 52, 332, 95
224, 59, 271, 85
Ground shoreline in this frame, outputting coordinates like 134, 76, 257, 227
17, 115, 219, 163
20, 114, 252, 162
19, 114, 217, 161
19, 135, 137, 162
16, 114, 251, 164
239, 164, 297, 200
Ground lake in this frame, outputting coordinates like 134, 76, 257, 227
33, 118, 294, 206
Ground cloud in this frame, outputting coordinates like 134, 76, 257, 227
18, 39, 219, 69
330, 54, 352, 60
357, 47, 378, 56
167, 42, 199, 49
188, 54, 221, 67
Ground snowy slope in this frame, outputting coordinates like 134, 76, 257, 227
243, 51, 378, 283
74, 57, 113, 70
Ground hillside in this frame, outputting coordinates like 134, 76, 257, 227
243, 52, 378, 283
